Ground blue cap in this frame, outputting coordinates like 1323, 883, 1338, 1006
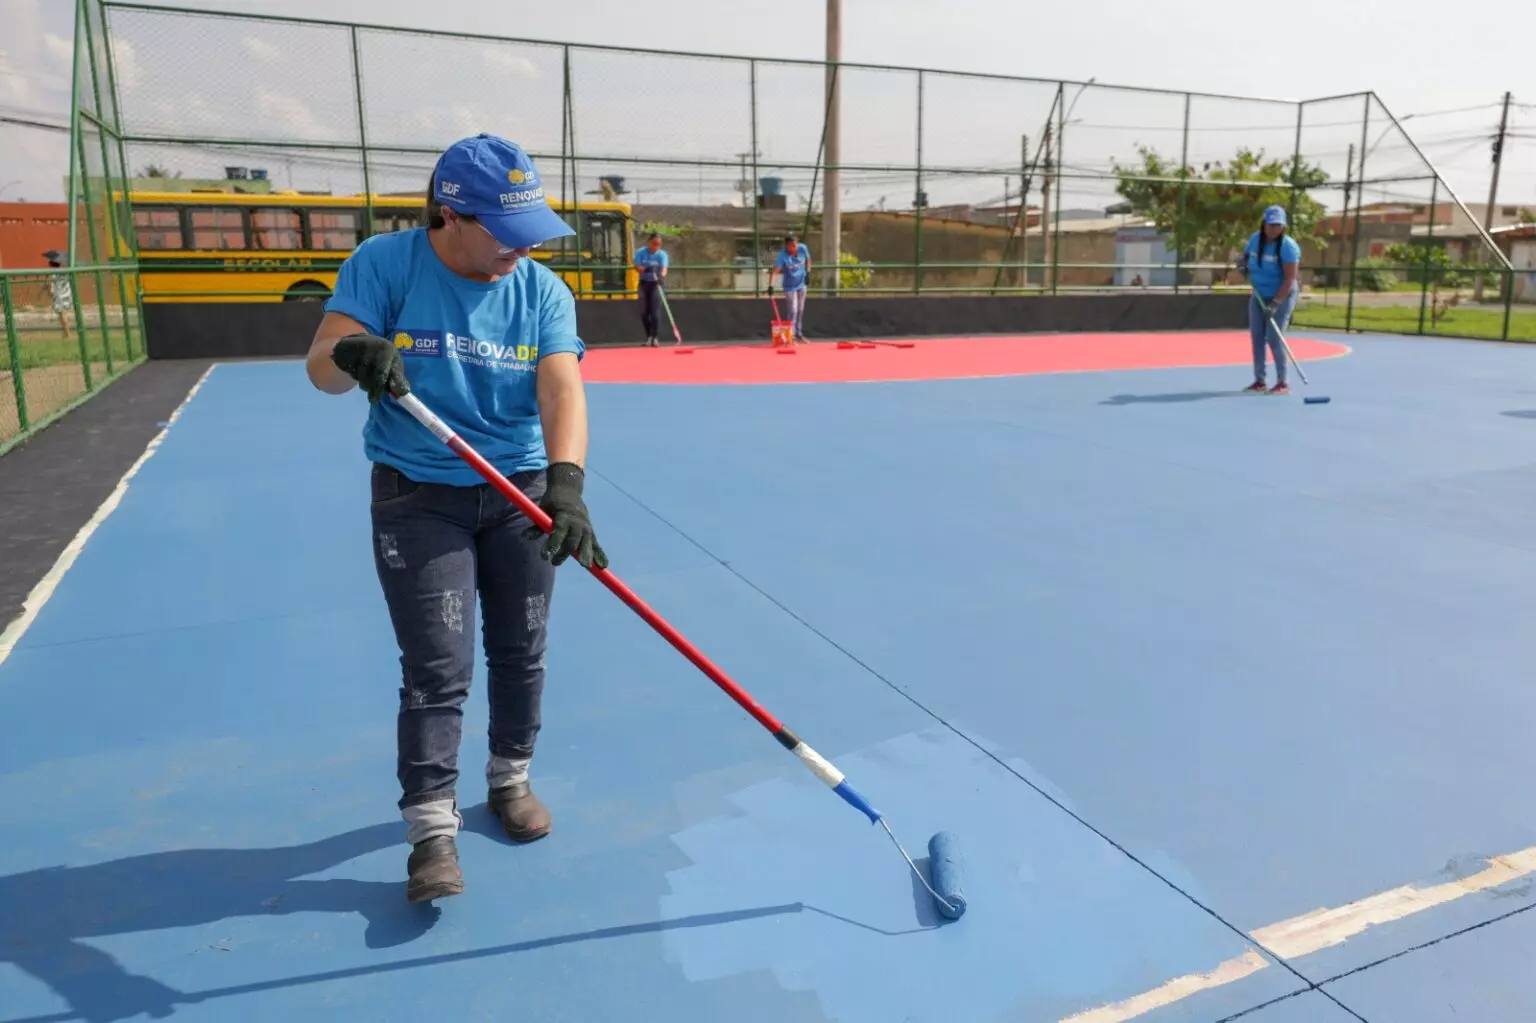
431, 134, 575, 250
1263, 204, 1288, 226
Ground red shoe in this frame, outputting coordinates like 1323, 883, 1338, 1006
1243, 381, 1267, 393
1268, 383, 1289, 395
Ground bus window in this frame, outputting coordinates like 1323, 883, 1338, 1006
188, 206, 246, 250
583, 211, 625, 262
373, 208, 422, 235
251, 208, 302, 250
533, 210, 576, 253
133, 207, 182, 250
308, 209, 363, 250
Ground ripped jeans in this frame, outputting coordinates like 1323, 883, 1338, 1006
369, 462, 557, 843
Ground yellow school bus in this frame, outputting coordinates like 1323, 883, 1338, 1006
123, 190, 637, 303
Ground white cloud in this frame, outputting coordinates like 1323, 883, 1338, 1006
42, 33, 73, 68
254, 87, 330, 142
480, 47, 540, 80
241, 36, 283, 63
109, 37, 142, 93
0, 0, 75, 202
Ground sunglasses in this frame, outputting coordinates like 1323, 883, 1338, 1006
468, 218, 539, 255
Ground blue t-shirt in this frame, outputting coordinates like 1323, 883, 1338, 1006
635, 247, 668, 283
323, 228, 585, 486
775, 245, 810, 291
1244, 231, 1301, 300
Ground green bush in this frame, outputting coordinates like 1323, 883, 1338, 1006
1352, 258, 1398, 293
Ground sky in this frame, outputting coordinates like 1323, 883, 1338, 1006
5, 0, 1536, 219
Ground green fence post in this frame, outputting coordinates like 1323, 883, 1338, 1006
80, 0, 122, 375
564, 46, 583, 299
74, 127, 112, 384
1287, 100, 1304, 301
96, 270, 114, 376
1418, 176, 1437, 334
1344, 95, 1370, 333
1174, 93, 1190, 294
351, 25, 375, 242
1051, 82, 1065, 296
64, 0, 84, 271
914, 69, 924, 297
2, 278, 27, 436
1502, 266, 1515, 341
99, 0, 144, 364
70, 269, 93, 393
750, 58, 760, 298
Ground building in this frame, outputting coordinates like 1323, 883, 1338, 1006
0, 202, 69, 271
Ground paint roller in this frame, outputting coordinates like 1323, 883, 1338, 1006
656, 282, 692, 353
1251, 287, 1330, 404
389, 390, 967, 921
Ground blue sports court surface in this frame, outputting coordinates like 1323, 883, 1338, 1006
4, 327, 1536, 1022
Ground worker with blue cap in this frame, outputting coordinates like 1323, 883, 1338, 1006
303, 133, 602, 903
1238, 204, 1302, 394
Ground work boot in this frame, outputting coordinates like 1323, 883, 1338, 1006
405, 835, 464, 903
488, 780, 552, 843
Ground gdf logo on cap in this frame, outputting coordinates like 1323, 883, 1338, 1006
1262, 204, 1288, 226
432, 134, 576, 250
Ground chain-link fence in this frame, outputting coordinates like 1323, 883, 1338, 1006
1, 0, 145, 453
1, 265, 141, 451
29, 1, 1529, 364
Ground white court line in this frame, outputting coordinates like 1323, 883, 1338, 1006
0, 364, 216, 669
1060, 844, 1536, 1022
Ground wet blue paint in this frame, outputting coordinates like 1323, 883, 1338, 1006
657, 726, 1296, 1021
1230, 991, 1361, 1022
5, 334, 1534, 1020
1322, 901, 1536, 1021
0, 360, 1294, 1022
588, 332, 1536, 981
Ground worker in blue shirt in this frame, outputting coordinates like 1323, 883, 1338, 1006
769, 233, 811, 341
1239, 204, 1302, 394
634, 232, 669, 346
304, 133, 605, 903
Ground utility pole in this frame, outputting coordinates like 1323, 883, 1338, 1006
823, 0, 842, 294
1485, 91, 1512, 235
1478, 90, 1512, 301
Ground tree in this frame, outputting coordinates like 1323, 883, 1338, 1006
1111, 146, 1331, 264
836, 249, 873, 290
1383, 241, 1456, 287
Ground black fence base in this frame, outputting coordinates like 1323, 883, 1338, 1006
143, 293, 1249, 361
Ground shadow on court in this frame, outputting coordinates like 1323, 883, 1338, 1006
0, 821, 424, 1023
1100, 390, 1245, 406
0, 814, 807, 1023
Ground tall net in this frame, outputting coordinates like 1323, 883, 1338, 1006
55, 0, 1518, 344
2, 0, 144, 452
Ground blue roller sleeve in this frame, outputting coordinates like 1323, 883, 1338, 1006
832, 780, 882, 824
927, 831, 967, 920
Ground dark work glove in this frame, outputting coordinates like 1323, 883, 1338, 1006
331, 333, 409, 403
524, 461, 608, 569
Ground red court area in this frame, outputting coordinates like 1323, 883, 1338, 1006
580, 331, 1350, 385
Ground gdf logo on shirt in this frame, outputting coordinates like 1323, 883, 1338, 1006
392, 331, 444, 357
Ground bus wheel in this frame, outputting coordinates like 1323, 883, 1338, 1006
284, 280, 329, 302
